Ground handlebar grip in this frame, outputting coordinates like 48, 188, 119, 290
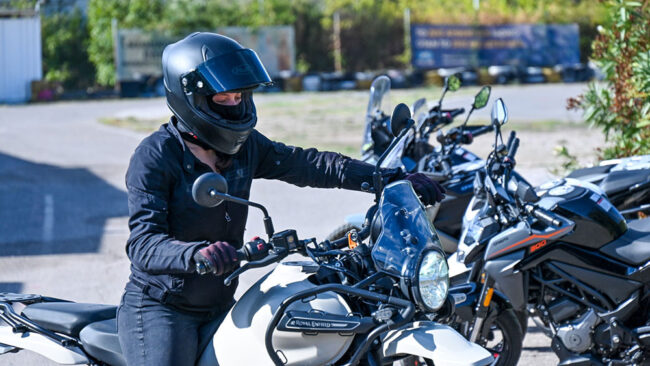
506, 131, 516, 152
531, 207, 561, 227
507, 138, 519, 161
448, 107, 465, 119
236, 249, 247, 261
472, 125, 493, 138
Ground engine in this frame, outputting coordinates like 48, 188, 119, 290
555, 309, 600, 353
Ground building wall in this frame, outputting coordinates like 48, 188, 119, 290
0, 16, 42, 103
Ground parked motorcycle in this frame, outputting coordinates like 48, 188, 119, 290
0, 104, 494, 366
337, 74, 650, 251
454, 98, 650, 365
567, 156, 650, 219
335, 74, 521, 256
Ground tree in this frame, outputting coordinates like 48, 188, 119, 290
568, 0, 650, 158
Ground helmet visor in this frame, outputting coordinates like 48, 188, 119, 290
184, 49, 273, 95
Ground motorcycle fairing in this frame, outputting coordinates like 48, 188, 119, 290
200, 261, 353, 366
380, 321, 494, 366
484, 251, 527, 313
484, 221, 574, 260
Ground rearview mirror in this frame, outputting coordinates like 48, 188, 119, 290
491, 98, 508, 126
192, 173, 229, 207
472, 86, 491, 110
445, 74, 461, 92
390, 103, 412, 137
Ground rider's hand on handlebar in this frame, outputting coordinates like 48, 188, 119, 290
404, 173, 446, 205
194, 241, 239, 276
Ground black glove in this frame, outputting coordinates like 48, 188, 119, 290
404, 173, 446, 205
193, 241, 238, 276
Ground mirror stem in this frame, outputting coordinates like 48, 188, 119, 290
208, 190, 275, 238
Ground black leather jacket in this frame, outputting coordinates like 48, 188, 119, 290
124, 119, 395, 313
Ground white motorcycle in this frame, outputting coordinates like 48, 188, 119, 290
0, 104, 493, 366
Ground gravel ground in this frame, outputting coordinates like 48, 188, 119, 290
0, 83, 606, 365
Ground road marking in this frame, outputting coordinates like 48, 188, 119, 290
43, 194, 54, 243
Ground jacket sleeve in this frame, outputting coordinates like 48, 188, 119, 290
125, 145, 207, 274
252, 131, 399, 191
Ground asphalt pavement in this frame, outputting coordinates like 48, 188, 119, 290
0, 83, 590, 365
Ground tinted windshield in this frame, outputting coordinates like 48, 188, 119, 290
363, 76, 392, 150
366, 76, 391, 115
371, 181, 442, 278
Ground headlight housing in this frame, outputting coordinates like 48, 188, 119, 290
412, 249, 449, 312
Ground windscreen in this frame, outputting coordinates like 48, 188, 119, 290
362, 76, 392, 150
371, 181, 442, 278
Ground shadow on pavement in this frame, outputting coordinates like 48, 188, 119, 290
0, 152, 128, 256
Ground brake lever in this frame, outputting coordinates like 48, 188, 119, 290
223, 248, 289, 286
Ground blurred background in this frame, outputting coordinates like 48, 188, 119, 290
0, 0, 649, 364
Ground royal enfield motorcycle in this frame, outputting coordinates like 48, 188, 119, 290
453, 98, 650, 365
0, 104, 494, 366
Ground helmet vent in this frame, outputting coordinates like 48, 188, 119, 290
201, 45, 215, 62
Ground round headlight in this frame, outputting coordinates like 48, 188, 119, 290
416, 250, 449, 311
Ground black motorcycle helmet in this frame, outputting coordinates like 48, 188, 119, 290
163, 32, 273, 154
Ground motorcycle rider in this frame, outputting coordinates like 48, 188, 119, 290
117, 32, 445, 366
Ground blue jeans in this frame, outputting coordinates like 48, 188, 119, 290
117, 283, 230, 366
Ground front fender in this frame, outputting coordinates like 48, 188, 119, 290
381, 321, 493, 366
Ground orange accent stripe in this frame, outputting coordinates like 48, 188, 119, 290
483, 288, 494, 307
489, 226, 571, 259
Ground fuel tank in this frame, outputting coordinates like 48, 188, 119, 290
537, 179, 627, 249
197, 260, 353, 366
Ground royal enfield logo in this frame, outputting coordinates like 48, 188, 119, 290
289, 319, 333, 328
286, 317, 355, 330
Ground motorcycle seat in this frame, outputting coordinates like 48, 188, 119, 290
78, 310, 225, 366
79, 318, 126, 366
21, 302, 117, 337
600, 170, 650, 196
600, 218, 650, 266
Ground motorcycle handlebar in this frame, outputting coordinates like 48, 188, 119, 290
447, 107, 465, 119
506, 131, 516, 152
507, 138, 519, 161
528, 205, 562, 227
471, 125, 494, 138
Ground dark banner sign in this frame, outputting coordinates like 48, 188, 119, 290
411, 24, 580, 69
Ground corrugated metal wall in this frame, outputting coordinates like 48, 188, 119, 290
0, 16, 42, 103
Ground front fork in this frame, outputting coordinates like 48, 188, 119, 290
469, 273, 495, 343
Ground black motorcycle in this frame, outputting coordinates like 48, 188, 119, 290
567, 156, 650, 219
335, 75, 509, 255
456, 98, 650, 365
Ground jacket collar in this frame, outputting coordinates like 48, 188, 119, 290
166, 117, 197, 174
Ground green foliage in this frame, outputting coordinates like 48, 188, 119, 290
552, 144, 580, 175
568, 0, 650, 158
41, 8, 95, 88
82, 0, 609, 85
87, 0, 165, 86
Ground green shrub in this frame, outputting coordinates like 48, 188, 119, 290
568, 0, 650, 158
41, 8, 95, 89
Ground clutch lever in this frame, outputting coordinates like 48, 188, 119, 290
224, 248, 289, 286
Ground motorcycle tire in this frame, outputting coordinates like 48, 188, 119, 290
480, 308, 523, 366
325, 223, 362, 242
